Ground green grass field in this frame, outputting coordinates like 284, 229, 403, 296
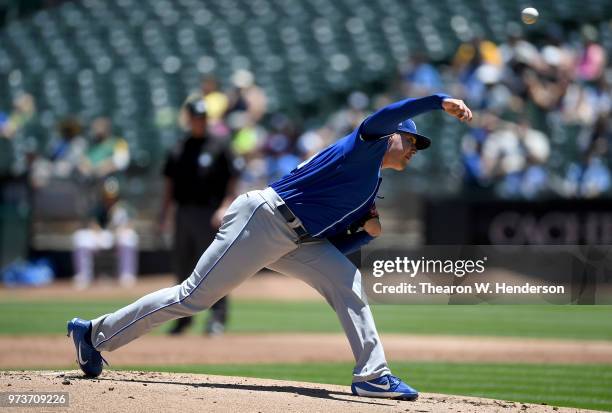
113, 362, 612, 412
1, 299, 611, 340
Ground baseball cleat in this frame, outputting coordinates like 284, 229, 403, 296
351, 374, 419, 400
66, 317, 107, 378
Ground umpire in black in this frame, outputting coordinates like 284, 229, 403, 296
159, 95, 240, 335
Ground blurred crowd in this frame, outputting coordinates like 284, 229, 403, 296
0, 96, 130, 184
1, 21, 611, 282
0, 17, 610, 288
3, 23, 611, 202
439, 23, 610, 199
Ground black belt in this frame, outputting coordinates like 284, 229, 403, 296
276, 203, 315, 243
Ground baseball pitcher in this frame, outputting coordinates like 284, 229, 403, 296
67, 93, 472, 400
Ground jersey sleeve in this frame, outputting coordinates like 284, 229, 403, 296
328, 231, 375, 255
359, 93, 449, 140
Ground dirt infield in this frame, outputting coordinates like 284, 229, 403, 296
0, 370, 598, 413
2, 333, 612, 369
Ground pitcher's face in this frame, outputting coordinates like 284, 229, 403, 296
382, 132, 418, 171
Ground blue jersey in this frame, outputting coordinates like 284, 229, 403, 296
270, 94, 447, 238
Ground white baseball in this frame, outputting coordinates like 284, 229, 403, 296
521, 7, 539, 25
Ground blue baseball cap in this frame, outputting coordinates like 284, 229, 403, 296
397, 118, 431, 150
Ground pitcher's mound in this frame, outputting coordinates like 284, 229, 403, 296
0, 370, 594, 413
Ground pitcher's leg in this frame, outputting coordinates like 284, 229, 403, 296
91, 193, 296, 352
268, 241, 391, 382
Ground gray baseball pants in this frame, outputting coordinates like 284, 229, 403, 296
90, 187, 391, 382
